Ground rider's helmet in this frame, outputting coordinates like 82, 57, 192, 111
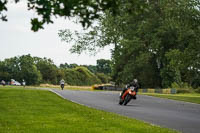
133, 79, 138, 83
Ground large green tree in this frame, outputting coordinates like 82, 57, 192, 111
96, 59, 111, 74
0, 60, 11, 82
111, 0, 200, 88
59, 0, 200, 88
34, 57, 58, 84
0, 55, 42, 85
19, 55, 42, 85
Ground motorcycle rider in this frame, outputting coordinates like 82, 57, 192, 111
1, 80, 6, 86
121, 79, 140, 99
22, 79, 26, 88
60, 79, 65, 90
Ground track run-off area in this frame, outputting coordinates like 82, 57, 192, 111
51, 89, 200, 133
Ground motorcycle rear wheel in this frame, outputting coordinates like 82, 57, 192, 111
61, 84, 64, 90
119, 98, 124, 105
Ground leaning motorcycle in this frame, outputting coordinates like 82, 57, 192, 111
119, 87, 136, 105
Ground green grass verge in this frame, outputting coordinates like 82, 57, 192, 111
143, 93, 200, 104
0, 87, 178, 133
39, 84, 92, 91
0, 85, 92, 91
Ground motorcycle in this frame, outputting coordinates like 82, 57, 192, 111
119, 87, 136, 105
60, 84, 64, 90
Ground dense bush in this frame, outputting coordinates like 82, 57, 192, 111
63, 67, 101, 86
176, 89, 192, 94
194, 88, 200, 93
171, 82, 194, 93
96, 73, 111, 84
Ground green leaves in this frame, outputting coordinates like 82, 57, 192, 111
0, 0, 121, 31
57, 0, 200, 88
0, 55, 112, 86
0, 0, 8, 21
97, 59, 112, 74
31, 18, 44, 31
63, 67, 101, 86
109, 0, 200, 88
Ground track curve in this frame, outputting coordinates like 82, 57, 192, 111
51, 89, 200, 133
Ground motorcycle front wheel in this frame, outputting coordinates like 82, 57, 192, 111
124, 94, 131, 106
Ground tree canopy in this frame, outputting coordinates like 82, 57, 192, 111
0, 55, 111, 85
0, 54, 42, 85
59, 0, 200, 88
0, 0, 120, 31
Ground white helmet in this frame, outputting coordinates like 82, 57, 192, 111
133, 79, 138, 83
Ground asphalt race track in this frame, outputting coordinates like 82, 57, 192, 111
51, 89, 200, 133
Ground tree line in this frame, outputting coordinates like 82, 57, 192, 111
0, 54, 111, 86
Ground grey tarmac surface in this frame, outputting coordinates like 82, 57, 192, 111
51, 89, 200, 133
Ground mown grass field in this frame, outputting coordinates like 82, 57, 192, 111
0, 87, 178, 133
143, 93, 200, 104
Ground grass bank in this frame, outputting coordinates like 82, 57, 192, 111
143, 93, 200, 104
0, 87, 178, 133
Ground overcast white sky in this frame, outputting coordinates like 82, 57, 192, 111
0, 1, 112, 66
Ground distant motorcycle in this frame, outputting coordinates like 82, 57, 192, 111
119, 87, 136, 105
60, 84, 64, 90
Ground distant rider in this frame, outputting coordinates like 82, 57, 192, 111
60, 79, 65, 90
121, 79, 140, 99
1, 80, 6, 86
22, 79, 26, 88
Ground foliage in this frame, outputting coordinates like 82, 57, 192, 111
0, 55, 111, 86
60, 60, 112, 75
59, 62, 69, 68
63, 67, 101, 86
60, 63, 79, 69
0, 61, 11, 81
82, 65, 97, 73
171, 82, 194, 93
34, 57, 58, 84
19, 55, 42, 85
59, 0, 200, 89
96, 73, 111, 84
96, 59, 112, 74
176, 89, 192, 94
112, 0, 200, 88
58, 12, 121, 55
1, 0, 200, 88
195, 88, 200, 93
0, 55, 42, 85
171, 82, 192, 89
0, 0, 121, 31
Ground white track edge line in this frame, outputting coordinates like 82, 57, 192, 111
49, 89, 88, 107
